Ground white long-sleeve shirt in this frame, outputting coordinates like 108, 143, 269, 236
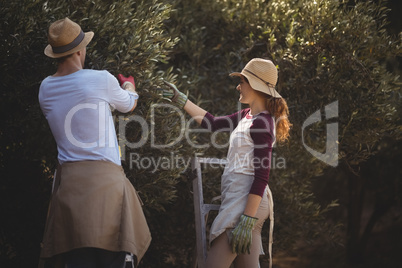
39, 69, 138, 165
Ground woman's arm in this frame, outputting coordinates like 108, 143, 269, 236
243, 194, 263, 217
184, 99, 247, 133
162, 81, 245, 130
245, 115, 275, 216
183, 99, 207, 125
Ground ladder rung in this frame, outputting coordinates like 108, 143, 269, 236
203, 204, 220, 213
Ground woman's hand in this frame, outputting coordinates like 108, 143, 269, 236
159, 80, 188, 109
159, 80, 207, 125
231, 214, 258, 254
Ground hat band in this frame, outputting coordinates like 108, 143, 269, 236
52, 30, 85, 54
244, 69, 275, 88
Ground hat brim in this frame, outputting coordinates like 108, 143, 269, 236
230, 72, 282, 98
44, 31, 94, 58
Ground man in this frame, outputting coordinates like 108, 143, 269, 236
38, 17, 151, 268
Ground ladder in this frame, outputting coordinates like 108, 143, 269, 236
191, 157, 227, 268
191, 157, 274, 268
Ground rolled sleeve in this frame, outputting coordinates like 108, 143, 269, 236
128, 91, 139, 100
106, 72, 137, 113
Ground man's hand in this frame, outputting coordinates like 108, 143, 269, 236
118, 74, 136, 93
158, 80, 188, 109
231, 214, 258, 254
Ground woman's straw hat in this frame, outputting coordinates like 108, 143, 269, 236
44, 18, 94, 58
230, 58, 281, 98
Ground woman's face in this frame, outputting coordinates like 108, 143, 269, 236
236, 76, 257, 104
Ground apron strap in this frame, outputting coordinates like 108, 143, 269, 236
267, 186, 274, 268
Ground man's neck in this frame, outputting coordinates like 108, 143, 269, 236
53, 56, 83, 77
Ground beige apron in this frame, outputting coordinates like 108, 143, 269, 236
39, 161, 151, 267
209, 172, 274, 268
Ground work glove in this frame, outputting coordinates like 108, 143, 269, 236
158, 80, 188, 109
231, 214, 258, 254
118, 74, 136, 93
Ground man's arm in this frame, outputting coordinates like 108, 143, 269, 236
117, 74, 138, 112
121, 82, 138, 112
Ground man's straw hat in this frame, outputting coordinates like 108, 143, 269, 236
230, 58, 281, 98
44, 18, 94, 58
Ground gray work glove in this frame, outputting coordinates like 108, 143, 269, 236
159, 80, 188, 109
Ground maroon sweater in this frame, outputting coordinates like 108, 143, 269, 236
201, 108, 275, 197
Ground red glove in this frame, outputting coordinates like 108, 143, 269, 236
118, 74, 135, 90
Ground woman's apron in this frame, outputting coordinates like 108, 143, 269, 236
209, 171, 274, 268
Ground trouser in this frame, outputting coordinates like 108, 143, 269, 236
63, 247, 127, 268
205, 192, 270, 268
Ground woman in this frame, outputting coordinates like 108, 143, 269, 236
162, 58, 291, 268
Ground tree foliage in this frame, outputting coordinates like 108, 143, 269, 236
0, 0, 400, 267
1, 0, 180, 266
165, 0, 401, 265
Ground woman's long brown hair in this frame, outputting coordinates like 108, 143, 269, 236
266, 96, 292, 143
243, 76, 291, 143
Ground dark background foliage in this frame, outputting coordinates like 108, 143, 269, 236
1, 0, 401, 267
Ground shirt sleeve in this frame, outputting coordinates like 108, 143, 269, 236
200, 109, 249, 132
249, 114, 275, 197
106, 72, 138, 113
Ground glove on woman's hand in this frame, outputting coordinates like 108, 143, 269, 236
118, 74, 136, 92
159, 80, 188, 109
231, 214, 258, 254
